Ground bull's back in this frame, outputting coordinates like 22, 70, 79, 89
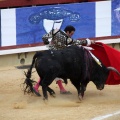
57, 45, 85, 78
35, 45, 86, 79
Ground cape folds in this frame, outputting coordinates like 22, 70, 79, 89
91, 42, 120, 85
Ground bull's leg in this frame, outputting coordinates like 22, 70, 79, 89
82, 80, 89, 92
40, 67, 60, 100
47, 87, 56, 97
80, 78, 90, 97
42, 85, 48, 100
41, 74, 56, 100
40, 78, 49, 100
79, 83, 85, 98
70, 80, 82, 100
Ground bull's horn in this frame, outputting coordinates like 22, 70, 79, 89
107, 67, 120, 76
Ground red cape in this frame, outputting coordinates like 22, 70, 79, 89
90, 42, 120, 85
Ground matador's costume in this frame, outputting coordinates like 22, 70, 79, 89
42, 29, 91, 50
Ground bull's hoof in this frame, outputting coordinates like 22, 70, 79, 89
78, 95, 83, 101
50, 93, 56, 97
43, 98, 48, 104
49, 91, 56, 97
43, 97, 48, 103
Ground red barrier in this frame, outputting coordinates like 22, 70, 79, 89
0, 0, 80, 8
0, 0, 106, 8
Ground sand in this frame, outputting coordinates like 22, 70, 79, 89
0, 66, 120, 120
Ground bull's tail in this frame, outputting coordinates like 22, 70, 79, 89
26, 54, 36, 78
25, 51, 42, 78
23, 52, 39, 94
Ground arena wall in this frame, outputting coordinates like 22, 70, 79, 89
0, 1, 119, 67
0, 41, 119, 68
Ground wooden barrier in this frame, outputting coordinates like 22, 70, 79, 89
0, 38, 119, 55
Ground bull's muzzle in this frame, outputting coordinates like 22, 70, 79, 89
96, 84, 104, 90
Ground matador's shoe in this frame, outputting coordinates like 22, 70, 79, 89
33, 87, 41, 96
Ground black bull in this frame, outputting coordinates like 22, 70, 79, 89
23, 45, 120, 100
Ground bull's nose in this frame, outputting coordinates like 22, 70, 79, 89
97, 85, 104, 90
99, 87, 103, 90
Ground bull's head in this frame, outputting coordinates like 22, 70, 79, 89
92, 66, 120, 90
92, 79, 105, 90
91, 69, 109, 90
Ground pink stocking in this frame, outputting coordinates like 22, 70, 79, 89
34, 79, 40, 92
57, 80, 66, 92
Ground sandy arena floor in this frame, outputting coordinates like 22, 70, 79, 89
0, 66, 120, 120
